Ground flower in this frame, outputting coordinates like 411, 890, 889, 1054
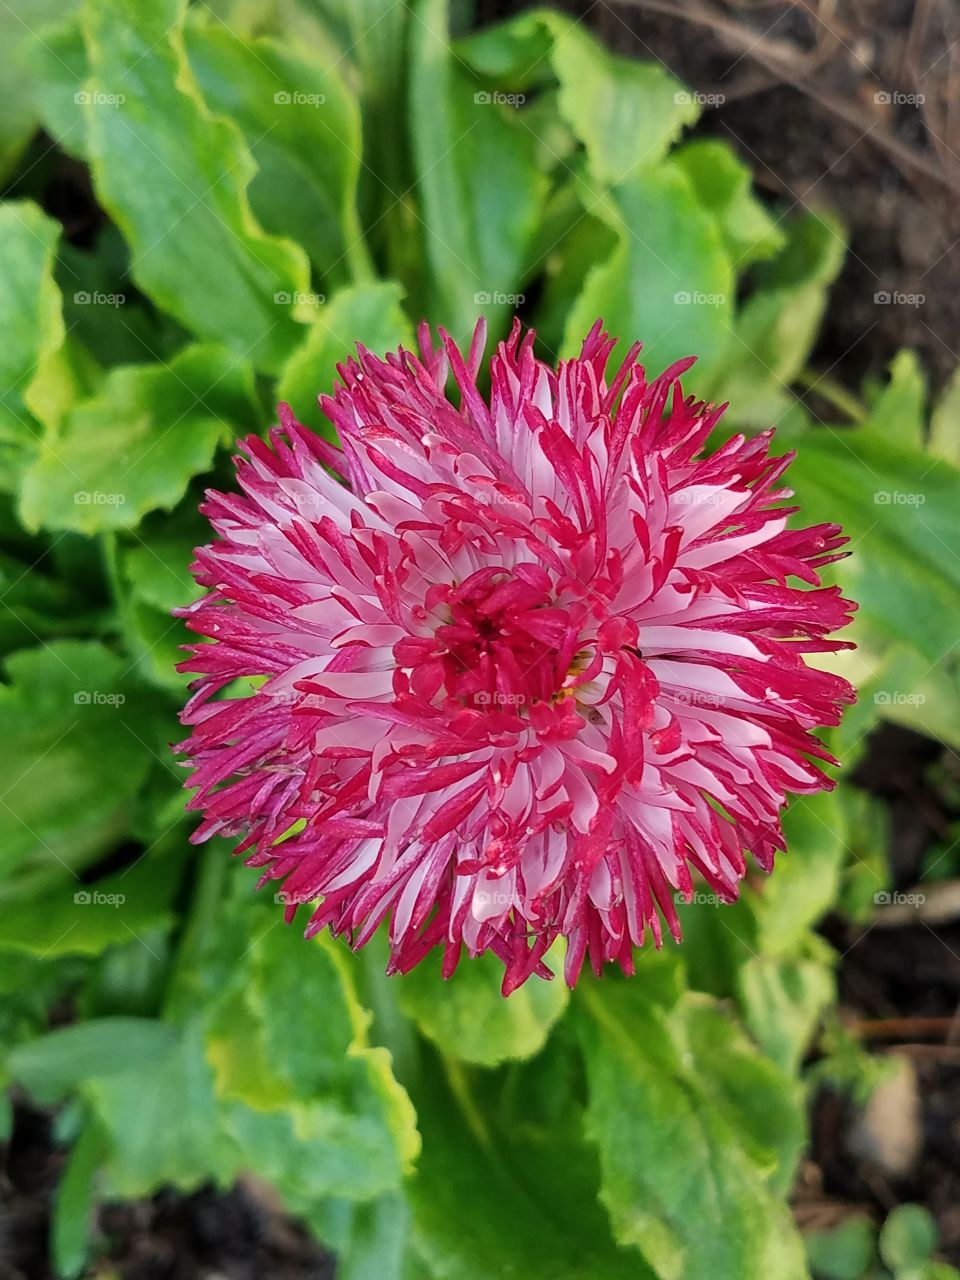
177, 319, 855, 992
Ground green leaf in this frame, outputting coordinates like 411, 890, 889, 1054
85, 1020, 238, 1197
682, 996, 806, 1194
405, 1049, 649, 1280
279, 0, 412, 284
0, 642, 162, 879
122, 503, 209, 614
879, 1205, 938, 1271
0, 1, 82, 179
122, 597, 190, 694
453, 10, 559, 91
25, 15, 89, 162
562, 163, 734, 385
0, 880, 172, 960
458, 10, 697, 184
20, 344, 259, 533
277, 282, 414, 435
669, 890, 758, 1000
80, 0, 312, 373
804, 1216, 876, 1280
52, 1115, 105, 1280
191, 885, 420, 1202
239, 944, 418, 1197
930, 364, 960, 467
396, 945, 568, 1067
750, 789, 846, 956
409, 0, 548, 339
789, 428, 960, 672
319, 1194, 411, 1280
57, 228, 189, 369
546, 16, 696, 184
576, 976, 809, 1280
0, 836, 182, 960
531, 204, 618, 355
718, 210, 847, 427
739, 950, 836, 1075
672, 140, 786, 268
839, 643, 960, 756
861, 350, 926, 449
0, 201, 74, 448
183, 15, 370, 282
8, 1017, 177, 1104
834, 787, 890, 921
0, 548, 101, 654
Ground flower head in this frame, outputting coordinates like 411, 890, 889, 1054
178, 319, 855, 992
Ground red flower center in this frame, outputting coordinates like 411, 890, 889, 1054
394, 563, 590, 717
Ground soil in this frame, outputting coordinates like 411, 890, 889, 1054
477, 0, 960, 395
808, 725, 960, 1264
0, 1095, 335, 1279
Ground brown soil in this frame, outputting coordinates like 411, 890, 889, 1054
0, 1096, 334, 1280
476, 0, 960, 394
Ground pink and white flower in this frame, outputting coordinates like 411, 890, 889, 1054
177, 319, 855, 991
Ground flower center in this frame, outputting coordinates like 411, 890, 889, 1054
429, 565, 582, 713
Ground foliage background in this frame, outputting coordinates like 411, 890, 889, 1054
0, 0, 959, 1276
